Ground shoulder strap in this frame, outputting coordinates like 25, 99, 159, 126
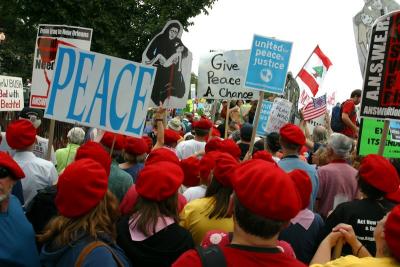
75, 241, 125, 267
196, 245, 227, 267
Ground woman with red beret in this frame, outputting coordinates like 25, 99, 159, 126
119, 137, 148, 183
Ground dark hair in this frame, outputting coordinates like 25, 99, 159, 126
129, 194, 179, 237
164, 22, 181, 35
204, 178, 232, 219
279, 137, 301, 152
234, 196, 286, 239
0, 167, 12, 179
266, 132, 281, 153
194, 128, 210, 137
358, 176, 385, 200
351, 89, 362, 98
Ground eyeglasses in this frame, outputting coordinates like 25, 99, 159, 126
0, 167, 11, 179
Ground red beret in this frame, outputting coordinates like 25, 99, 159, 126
213, 152, 239, 187
125, 137, 148, 156
211, 126, 221, 137
279, 123, 305, 146
288, 169, 312, 210
0, 152, 25, 180
385, 205, 400, 261
145, 147, 179, 166
75, 141, 112, 176
199, 151, 218, 183
252, 151, 275, 164
6, 119, 37, 150
164, 129, 181, 145
100, 132, 125, 151
56, 159, 108, 218
386, 186, 400, 204
233, 159, 302, 221
193, 119, 213, 130
136, 161, 184, 201
180, 156, 200, 187
205, 138, 222, 153
359, 155, 400, 193
218, 139, 241, 160
142, 136, 153, 154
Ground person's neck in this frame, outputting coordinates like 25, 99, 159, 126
119, 162, 135, 169
240, 140, 251, 145
0, 198, 10, 213
329, 155, 345, 162
282, 149, 298, 157
231, 224, 279, 248
195, 136, 207, 142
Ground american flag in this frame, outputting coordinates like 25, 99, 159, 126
302, 94, 327, 121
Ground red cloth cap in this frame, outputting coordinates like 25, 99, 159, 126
164, 129, 181, 145
233, 159, 302, 221
75, 141, 112, 176
180, 156, 200, 187
136, 161, 184, 201
211, 126, 221, 137
279, 123, 306, 146
288, 169, 312, 209
125, 137, 148, 156
0, 152, 25, 180
205, 138, 222, 153
359, 155, 400, 193
213, 152, 239, 187
142, 136, 153, 154
386, 186, 400, 204
199, 151, 219, 183
100, 132, 125, 151
56, 159, 108, 218
6, 119, 36, 150
145, 147, 179, 166
218, 139, 241, 160
193, 118, 213, 130
385, 204, 400, 261
252, 151, 275, 164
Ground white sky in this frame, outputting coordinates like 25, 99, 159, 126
182, 0, 367, 103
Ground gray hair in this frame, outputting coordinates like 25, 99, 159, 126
327, 133, 353, 158
67, 127, 85, 145
312, 126, 328, 144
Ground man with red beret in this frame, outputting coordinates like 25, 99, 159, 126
6, 119, 58, 206
278, 123, 319, 211
0, 152, 41, 266
119, 137, 147, 183
176, 118, 213, 159
173, 159, 307, 267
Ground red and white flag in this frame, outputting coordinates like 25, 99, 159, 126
297, 46, 332, 96
302, 94, 327, 121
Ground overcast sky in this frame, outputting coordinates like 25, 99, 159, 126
182, 0, 368, 102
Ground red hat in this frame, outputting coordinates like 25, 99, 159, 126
136, 161, 184, 201
288, 169, 312, 210
145, 147, 179, 166
386, 186, 400, 204
233, 159, 302, 221
56, 159, 108, 218
142, 136, 153, 154
199, 151, 218, 183
279, 123, 306, 146
180, 156, 200, 187
359, 155, 400, 193
75, 141, 112, 176
6, 119, 36, 150
0, 152, 25, 180
205, 138, 222, 153
252, 151, 275, 164
218, 139, 241, 160
385, 205, 400, 261
213, 152, 239, 187
193, 118, 213, 130
164, 129, 181, 145
100, 132, 125, 151
211, 126, 221, 138
125, 137, 148, 156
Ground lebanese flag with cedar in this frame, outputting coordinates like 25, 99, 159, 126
298, 46, 332, 96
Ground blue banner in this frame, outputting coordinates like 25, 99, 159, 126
256, 100, 273, 136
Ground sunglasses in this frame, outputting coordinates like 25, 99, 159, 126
0, 167, 11, 179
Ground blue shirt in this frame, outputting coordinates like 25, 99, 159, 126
278, 155, 319, 211
122, 163, 144, 184
0, 195, 40, 267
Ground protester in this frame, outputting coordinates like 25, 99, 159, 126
266, 132, 282, 162
218, 139, 241, 161
316, 133, 358, 218
311, 146, 329, 167
38, 159, 131, 266
341, 89, 362, 139
119, 137, 147, 183
55, 127, 85, 173
168, 117, 183, 135
0, 152, 41, 267
237, 123, 253, 160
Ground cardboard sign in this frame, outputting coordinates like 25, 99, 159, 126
265, 98, 292, 133
198, 50, 257, 100
0, 75, 24, 111
30, 24, 93, 108
44, 46, 156, 137
256, 100, 273, 136
307, 114, 326, 134
360, 11, 400, 120
245, 35, 292, 94
142, 20, 192, 109
357, 118, 400, 158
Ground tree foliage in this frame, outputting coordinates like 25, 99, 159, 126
0, 0, 216, 79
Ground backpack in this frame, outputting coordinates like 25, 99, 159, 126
196, 245, 227, 267
75, 241, 125, 267
330, 103, 344, 132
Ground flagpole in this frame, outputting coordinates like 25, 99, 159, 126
294, 45, 318, 79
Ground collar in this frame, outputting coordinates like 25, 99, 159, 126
330, 159, 347, 164
129, 215, 174, 241
13, 151, 36, 160
290, 209, 315, 230
228, 244, 281, 253
281, 155, 299, 159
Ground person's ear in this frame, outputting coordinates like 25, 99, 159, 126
227, 193, 235, 217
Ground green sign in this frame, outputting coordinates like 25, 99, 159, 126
358, 118, 400, 158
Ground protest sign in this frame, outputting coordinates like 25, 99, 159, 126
389, 120, 400, 142
245, 35, 292, 94
198, 50, 257, 100
360, 11, 400, 120
30, 24, 92, 108
142, 20, 192, 109
256, 100, 273, 136
265, 98, 292, 133
357, 118, 400, 158
0, 75, 24, 111
307, 114, 326, 134
44, 45, 156, 137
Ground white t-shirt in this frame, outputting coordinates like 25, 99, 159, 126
175, 139, 206, 160
183, 185, 207, 203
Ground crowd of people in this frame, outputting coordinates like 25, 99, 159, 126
0, 89, 400, 267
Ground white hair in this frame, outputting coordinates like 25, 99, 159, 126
67, 127, 85, 145
327, 133, 353, 158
